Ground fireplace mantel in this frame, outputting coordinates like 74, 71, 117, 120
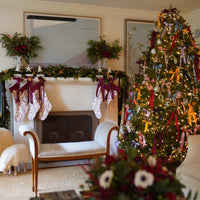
8, 77, 118, 145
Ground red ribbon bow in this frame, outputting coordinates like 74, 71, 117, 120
166, 111, 179, 140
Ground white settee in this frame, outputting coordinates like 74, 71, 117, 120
19, 121, 119, 197
176, 135, 200, 200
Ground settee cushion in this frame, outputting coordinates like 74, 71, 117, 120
38, 141, 106, 158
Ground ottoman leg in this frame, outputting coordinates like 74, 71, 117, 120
14, 166, 17, 176
4, 169, 8, 175
8, 168, 11, 175
24, 163, 27, 172
18, 163, 21, 172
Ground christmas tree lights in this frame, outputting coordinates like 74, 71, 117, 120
120, 6, 200, 166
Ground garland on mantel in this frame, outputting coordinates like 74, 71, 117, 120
0, 65, 128, 86
0, 65, 129, 128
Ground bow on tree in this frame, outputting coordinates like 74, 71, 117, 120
149, 91, 154, 109
188, 102, 197, 126
153, 64, 162, 81
161, 22, 172, 38
158, 47, 168, 69
178, 47, 186, 65
180, 127, 192, 151
166, 111, 179, 140
187, 55, 197, 82
142, 120, 152, 133
152, 131, 163, 154
153, 108, 163, 121
135, 86, 143, 100
181, 69, 193, 90
169, 69, 180, 82
139, 132, 146, 149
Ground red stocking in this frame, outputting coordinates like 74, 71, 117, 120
9, 77, 28, 122
14, 82, 29, 122
27, 77, 40, 121
29, 77, 52, 121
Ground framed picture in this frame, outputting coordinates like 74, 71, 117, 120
125, 19, 155, 76
24, 12, 101, 68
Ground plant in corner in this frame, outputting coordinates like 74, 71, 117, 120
87, 36, 122, 64
0, 32, 42, 65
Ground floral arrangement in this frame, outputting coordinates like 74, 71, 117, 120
87, 36, 122, 64
0, 32, 42, 63
82, 148, 194, 200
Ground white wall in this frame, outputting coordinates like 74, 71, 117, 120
0, 0, 158, 72
186, 9, 200, 47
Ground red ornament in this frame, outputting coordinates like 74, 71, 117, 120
195, 66, 200, 81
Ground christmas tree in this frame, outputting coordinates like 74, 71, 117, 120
119, 6, 200, 165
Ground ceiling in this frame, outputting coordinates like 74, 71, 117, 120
43, 0, 200, 14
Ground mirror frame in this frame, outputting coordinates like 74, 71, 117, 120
125, 19, 155, 75
23, 11, 102, 67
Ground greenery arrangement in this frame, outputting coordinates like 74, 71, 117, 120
82, 147, 193, 200
87, 36, 122, 64
0, 80, 10, 129
0, 32, 42, 64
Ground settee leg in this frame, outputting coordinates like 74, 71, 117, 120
8, 168, 11, 175
18, 163, 21, 172
32, 158, 35, 192
35, 160, 38, 197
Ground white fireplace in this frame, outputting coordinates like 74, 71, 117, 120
7, 77, 118, 146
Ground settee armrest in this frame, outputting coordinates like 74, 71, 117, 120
94, 121, 119, 155
179, 135, 200, 166
19, 125, 40, 159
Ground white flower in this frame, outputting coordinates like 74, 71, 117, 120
134, 170, 154, 189
147, 156, 156, 166
99, 170, 114, 189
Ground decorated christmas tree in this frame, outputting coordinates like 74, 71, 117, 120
119, 7, 200, 165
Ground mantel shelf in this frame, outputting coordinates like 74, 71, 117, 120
7, 77, 98, 86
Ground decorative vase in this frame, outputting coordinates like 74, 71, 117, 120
15, 56, 27, 72
99, 58, 107, 69
15, 56, 23, 72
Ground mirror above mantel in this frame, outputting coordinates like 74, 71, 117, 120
24, 12, 101, 68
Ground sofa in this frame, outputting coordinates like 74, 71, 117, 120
19, 121, 119, 197
176, 135, 200, 200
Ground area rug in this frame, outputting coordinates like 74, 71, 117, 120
0, 165, 89, 200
